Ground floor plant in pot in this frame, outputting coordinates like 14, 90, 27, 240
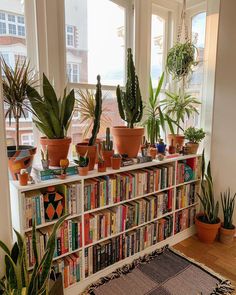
27, 74, 75, 167
2, 57, 37, 180
102, 127, 114, 167
220, 189, 236, 244
196, 152, 221, 244
76, 75, 102, 170
184, 127, 205, 154
112, 48, 144, 157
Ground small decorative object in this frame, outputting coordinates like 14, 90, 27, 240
220, 189, 236, 245
74, 151, 89, 176
111, 154, 122, 170
18, 169, 28, 186
28, 175, 35, 184
184, 127, 206, 154
181, 144, 191, 155
156, 139, 166, 154
97, 146, 106, 173
59, 158, 69, 178
157, 154, 165, 161
168, 139, 176, 154
43, 186, 64, 221
102, 127, 114, 167
141, 139, 149, 157
41, 148, 49, 170
149, 147, 157, 159
137, 156, 152, 163
121, 156, 134, 166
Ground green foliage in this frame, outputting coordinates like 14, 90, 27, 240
88, 75, 102, 146
102, 127, 113, 151
26, 74, 75, 139
166, 41, 198, 80
221, 189, 236, 229
197, 151, 219, 224
117, 48, 143, 128
74, 151, 89, 167
184, 127, 206, 143
112, 153, 121, 159
0, 214, 68, 295
143, 73, 166, 145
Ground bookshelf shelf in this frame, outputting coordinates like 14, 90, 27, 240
10, 154, 201, 295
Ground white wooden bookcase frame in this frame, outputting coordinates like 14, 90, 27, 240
10, 154, 201, 295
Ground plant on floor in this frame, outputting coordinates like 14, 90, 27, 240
0, 214, 68, 295
221, 189, 235, 229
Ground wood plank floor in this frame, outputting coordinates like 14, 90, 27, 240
174, 235, 236, 292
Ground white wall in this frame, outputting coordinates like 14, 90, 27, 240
211, 0, 236, 224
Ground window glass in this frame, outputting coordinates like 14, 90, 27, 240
8, 14, 15, 22
0, 22, 6, 34
9, 23, 16, 35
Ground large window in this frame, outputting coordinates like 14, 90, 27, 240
0, 11, 25, 37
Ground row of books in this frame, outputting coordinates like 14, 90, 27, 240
84, 165, 175, 211
174, 207, 196, 234
26, 219, 82, 267
53, 251, 82, 288
176, 183, 198, 209
84, 191, 173, 245
176, 158, 200, 185
85, 215, 173, 277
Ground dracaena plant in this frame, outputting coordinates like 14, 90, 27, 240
26, 74, 75, 139
221, 189, 236, 229
0, 214, 68, 295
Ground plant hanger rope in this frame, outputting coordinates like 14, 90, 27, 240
177, 0, 188, 43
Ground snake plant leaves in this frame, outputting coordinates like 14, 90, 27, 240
42, 74, 59, 118
63, 89, 75, 131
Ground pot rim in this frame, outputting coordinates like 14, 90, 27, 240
76, 142, 97, 148
167, 134, 185, 138
40, 136, 71, 143
112, 126, 145, 130
196, 213, 221, 226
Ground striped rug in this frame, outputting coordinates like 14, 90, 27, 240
83, 246, 234, 295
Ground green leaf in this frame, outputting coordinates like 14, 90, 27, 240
154, 72, 164, 103
42, 74, 59, 117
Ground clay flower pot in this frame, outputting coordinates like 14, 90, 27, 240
18, 172, 29, 186
76, 143, 97, 171
149, 147, 157, 159
111, 157, 122, 170
98, 161, 106, 173
83, 138, 101, 164
102, 150, 114, 167
40, 137, 71, 167
186, 142, 199, 154
220, 226, 235, 245
167, 134, 185, 149
111, 126, 144, 158
195, 213, 221, 244
78, 166, 89, 176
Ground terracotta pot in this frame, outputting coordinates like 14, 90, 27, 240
111, 157, 122, 170
167, 134, 185, 149
83, 138, 101, 163
40, 137, 71, 167
111, 126, 145, 157
7, 145, 36, 180
149, 148, 157, 159
76, 143, 97, 171
102, 150, 114, 167
220, 226, 235, 245
78, 166, 89, 176
186, 142, 199, 154
18, 173, 29, 186
195, 213, 221, 244
98, 161, 106, 173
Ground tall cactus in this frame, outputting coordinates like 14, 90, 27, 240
117, 48, 143, 128
88, 75, 102, 146
102, 127, 113, 151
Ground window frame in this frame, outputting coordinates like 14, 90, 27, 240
0, 10, 26, 37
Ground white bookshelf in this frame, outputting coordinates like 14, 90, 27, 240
10, 154, 201, 295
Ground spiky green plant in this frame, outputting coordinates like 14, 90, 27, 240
116, 48, 143, 128
221, 189, 236, 229
0, 214, 68, 295
74, 151, 89, 167
26, 74, 75, 139
88, 75, 102, 146
102, 127, 113, 151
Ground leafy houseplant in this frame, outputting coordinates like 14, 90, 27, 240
184, 127, 206, 154
0, 214, 68, 295
2, 57, 37, 180
74, 151, 89, 176
195, 151, 221, 243
102, 127, 114, 167
76, 75, 102, 170
112, 48, 144, 157
27, 73, 75, 167
220, 189, 236, 244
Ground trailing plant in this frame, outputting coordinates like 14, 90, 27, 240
2, 57, 36, 150
102, 127, 113, 151
221, 189, 236, 229
143, 73, 166, 145
0, 214, 68, 295
88, 75, 102, 146
184, 127, 205, 143
26, 73, 75, 139
197, 151, 219, 224
116, 48, 143, 128
74, 151, 89, 167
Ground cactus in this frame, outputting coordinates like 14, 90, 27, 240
88, 75, 102, 146
116, 48, 143, 128
102, 127, 113, 151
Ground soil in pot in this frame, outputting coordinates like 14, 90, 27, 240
167, 134, 185, 149
111, 126, 144, 158
76, 143, 97, 171
7, 145, 36, 180
40, 137, 71, 167
195, 213, 221, 244
102, 150, 114, 167
111, 157, 122, 170
220, 226, 235, 245
186, 142, 199, 154
78, 166, 89, 176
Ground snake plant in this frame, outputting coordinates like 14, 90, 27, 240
221, 189, 236, 229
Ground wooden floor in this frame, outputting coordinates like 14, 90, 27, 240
174, 235, 236, 291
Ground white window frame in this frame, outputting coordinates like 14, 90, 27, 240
0, 10, 25, 37
66, 25, 75, 48
21, 133, 34, 146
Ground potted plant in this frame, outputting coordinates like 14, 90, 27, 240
111, 153, 122, 170
2, 58, 37, 180
74, 151, 89, 176
220, 189, 236, 244
102, 127, 114, 167
76, 75, 102, 170
196, 152, 221, 243
112, 48, 144, 157
184, 127, 206, 154
97, 147, 106, 173
27, 73, 75, 167
0, 214, 67, 294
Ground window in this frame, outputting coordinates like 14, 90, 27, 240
21, 134, 34, 146
0, 10, 25, 37
67, 63, 80, 83
9, 23, 16, 35
0, 22, 6, 34
66, 25, 75, 47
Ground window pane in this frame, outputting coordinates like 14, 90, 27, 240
8, 14, 15, 22
65, 0, 126, 85
9, 23, 16, 35
0, 22, 6, 34
18, 25, 25, 36
17, 15, 24, 24
0, 12, 5, 20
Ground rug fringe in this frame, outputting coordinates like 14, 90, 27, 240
211, 280, 235, 295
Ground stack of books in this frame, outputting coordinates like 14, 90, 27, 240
174, 207, 196, 234
176, 183, 198, 209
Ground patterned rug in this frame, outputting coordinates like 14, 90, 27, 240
83, 246, 234, 295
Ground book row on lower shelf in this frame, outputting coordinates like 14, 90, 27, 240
175, 207, 196, 234
175, 183, 199, 209
84, 190, 174, 245
85, 215, 173, 277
